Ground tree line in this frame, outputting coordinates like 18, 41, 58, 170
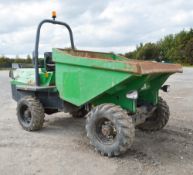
124, 29, 193, 65
0, 55, 32, 68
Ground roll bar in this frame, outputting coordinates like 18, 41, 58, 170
33, 19, 75, 86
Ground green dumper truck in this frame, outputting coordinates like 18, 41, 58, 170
10, 17, 182, 157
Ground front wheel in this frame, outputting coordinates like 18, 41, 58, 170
86, 104, 135, 157
137, 97, 170, 131
17, 96, 45, 131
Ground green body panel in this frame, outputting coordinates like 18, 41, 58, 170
92, 76, 146, 113
138, 74, 170, 105
10, 68, 55, 87
54, 62, 131, 107
92, 74, 170, 113
52, 49, 172, 113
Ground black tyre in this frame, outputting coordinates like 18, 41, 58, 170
17, 96, 45, 131
86, 104, 135, 157
137, 97, 170, 131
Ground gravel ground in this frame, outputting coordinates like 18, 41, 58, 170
0, 68, 193, 175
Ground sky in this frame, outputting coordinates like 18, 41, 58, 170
0, 0, 193, 58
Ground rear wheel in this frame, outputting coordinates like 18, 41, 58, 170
17, 96, 45, 131
137, 97, 170, 131
86, 104, 135, 157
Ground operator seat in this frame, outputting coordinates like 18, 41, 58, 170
44, 52, 55, 71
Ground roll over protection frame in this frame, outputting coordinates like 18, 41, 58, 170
33, 19, 75, 86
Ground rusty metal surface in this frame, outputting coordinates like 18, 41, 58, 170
60, 49, 183, 74
127, 60, 183, 74
60, 49, 114, 60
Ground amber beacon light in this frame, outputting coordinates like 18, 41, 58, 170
52, 11, 57, 20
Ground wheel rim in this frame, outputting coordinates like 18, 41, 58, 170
19, 104, 32, 126
95, 118, 117, 144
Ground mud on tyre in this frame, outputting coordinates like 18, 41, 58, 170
17, 96, 45, 131
86, 104, 135, 157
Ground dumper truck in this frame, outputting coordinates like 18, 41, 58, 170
10, 14, 182, 157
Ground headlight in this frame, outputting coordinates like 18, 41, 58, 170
126, 91, 138, 99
